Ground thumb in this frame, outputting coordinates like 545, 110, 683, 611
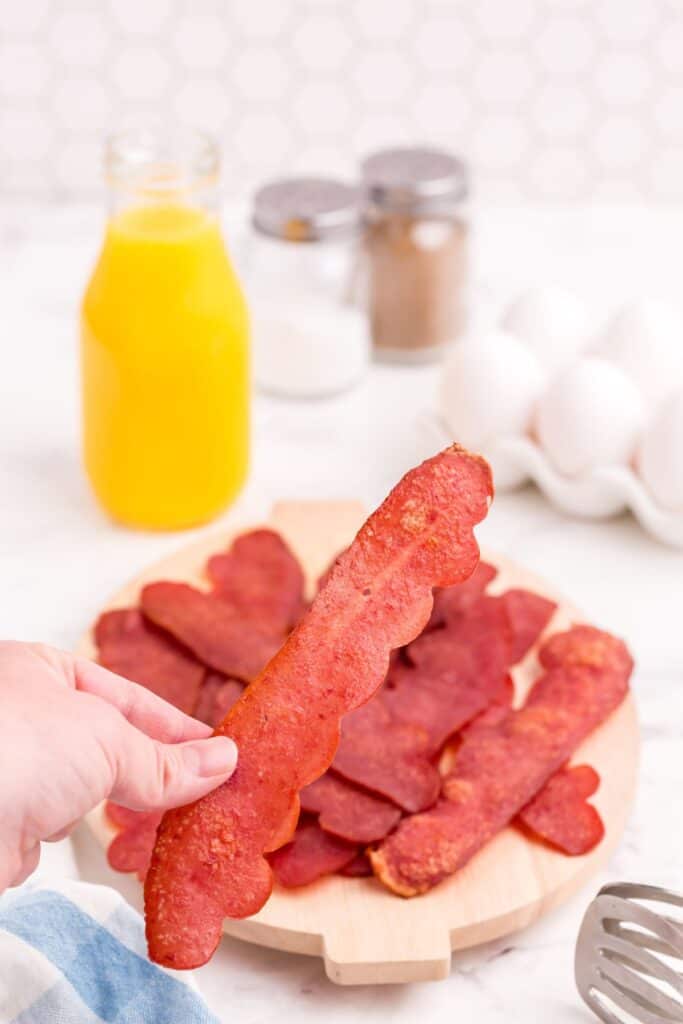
105, 715, 238, 811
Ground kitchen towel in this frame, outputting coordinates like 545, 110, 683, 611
0, 879, 218, 1023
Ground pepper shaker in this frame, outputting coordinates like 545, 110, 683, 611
361, 146, 469, 364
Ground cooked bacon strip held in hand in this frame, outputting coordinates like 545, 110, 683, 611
144, 445, 492, 969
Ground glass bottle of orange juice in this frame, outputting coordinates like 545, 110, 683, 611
81, 130, 249, 530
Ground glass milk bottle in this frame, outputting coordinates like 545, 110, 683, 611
81, 129, 249, 530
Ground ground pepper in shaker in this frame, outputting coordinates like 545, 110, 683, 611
361, 147, 468, 363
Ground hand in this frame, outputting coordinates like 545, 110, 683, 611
0, 641, 237, 891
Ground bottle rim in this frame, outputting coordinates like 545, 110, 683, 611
105, 127, 220, 196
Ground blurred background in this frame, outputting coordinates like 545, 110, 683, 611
2, 0, 683, 645
2, 0, 683, 570
2, 0, 682, 203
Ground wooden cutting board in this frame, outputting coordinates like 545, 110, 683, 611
80, 500, 639, 986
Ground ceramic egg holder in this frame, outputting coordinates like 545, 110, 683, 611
434, 290, 683, 548
422, 417, 683, 548
487, 436, 683, 547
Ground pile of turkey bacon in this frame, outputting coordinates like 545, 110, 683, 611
97, 526, 629, 896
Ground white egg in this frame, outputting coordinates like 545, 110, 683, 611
637, 390, 683, 511
594, 300, 683, 407
440, 329, 544, 450
535, 356, 645, 477
502, 286, 592, 378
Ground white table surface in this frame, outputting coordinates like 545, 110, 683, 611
1, 202, 681, 1022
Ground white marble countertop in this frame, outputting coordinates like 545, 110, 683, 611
1, 202, 681, 1022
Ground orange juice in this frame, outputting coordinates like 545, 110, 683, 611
81, 200, 249, 530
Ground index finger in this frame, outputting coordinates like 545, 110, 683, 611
73, 656, 212, 744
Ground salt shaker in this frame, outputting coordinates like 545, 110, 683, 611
361, 147, 469, 364
246, 177, 369, 399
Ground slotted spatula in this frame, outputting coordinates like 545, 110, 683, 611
575, 882, 683, 1023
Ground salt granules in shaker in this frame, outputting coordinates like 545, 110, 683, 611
361, 147, 469, 364
247, 177, 369, 399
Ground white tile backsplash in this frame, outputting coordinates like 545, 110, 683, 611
1, 0, 682, 202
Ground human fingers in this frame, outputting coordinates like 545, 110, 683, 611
73, 656, 211, 743
45, 820, 78, 842
10, 844, 40, 887
104, 714, 237, 812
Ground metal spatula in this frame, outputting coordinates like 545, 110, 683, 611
575, 883, 683, 1023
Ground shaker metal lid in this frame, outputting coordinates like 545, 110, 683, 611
361, 146, 468, 209
252, 177, 361, 241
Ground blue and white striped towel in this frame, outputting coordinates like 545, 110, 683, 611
0, 879, 219, 1023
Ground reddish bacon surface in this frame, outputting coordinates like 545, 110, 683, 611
140, 582, 282, 682
332, 699, 440, 812
94, 609, 205, 715
144, 446, 492, 968
499, 589, 557, 664
300, 772, 402, 843
339, 851, 373, 877
268, 822, 357, 887
105, 802, 155, 831
386, 596, 515, 752
107, 812, 162, 881
207, 528, 305, 633
459, 706, 605, 856
316, 550, 345, 595
371, 625, 631, 896
333, 589, 555, 806
517, 764, 604, 855
192, 673, 244, 728
427, 560, 498, 630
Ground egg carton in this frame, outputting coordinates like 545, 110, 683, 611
419, 414, 683, 548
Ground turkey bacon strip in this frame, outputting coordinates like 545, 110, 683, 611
144, 445, 492, 969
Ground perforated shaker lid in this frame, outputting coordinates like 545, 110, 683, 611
252, 177, 361, 242
361, 146, 468, 210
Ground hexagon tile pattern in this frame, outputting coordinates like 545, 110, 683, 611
0, 0, 681, 201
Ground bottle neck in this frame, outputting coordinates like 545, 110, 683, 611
105, 130, 221, 218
